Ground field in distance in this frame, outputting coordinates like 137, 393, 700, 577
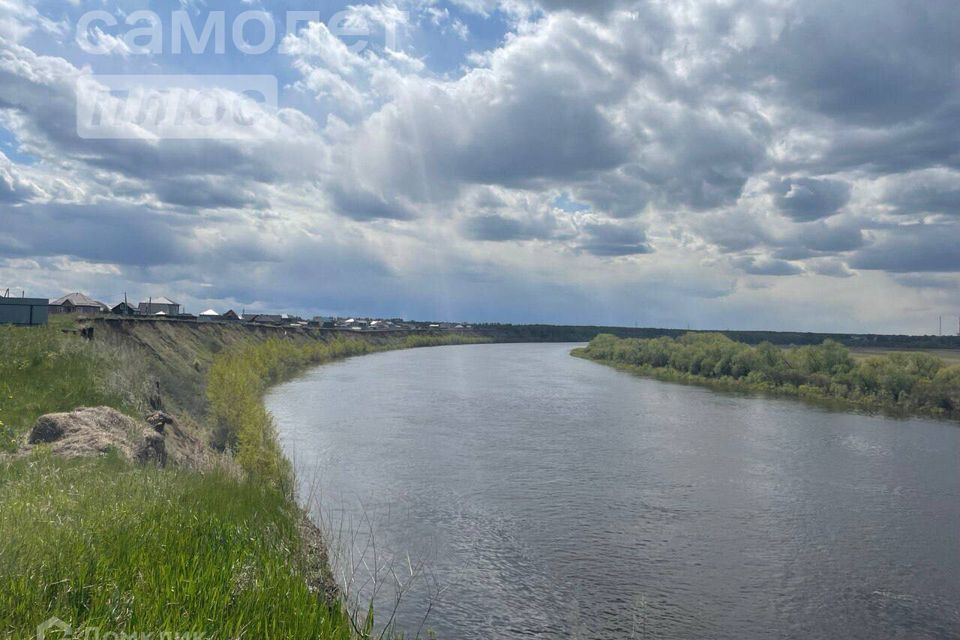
850, 347, 960, 365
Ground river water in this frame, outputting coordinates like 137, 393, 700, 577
265, 343, 960, 639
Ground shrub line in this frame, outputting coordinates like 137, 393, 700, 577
575, 333, 960, 421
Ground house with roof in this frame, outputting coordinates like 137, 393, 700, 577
309, 316, 336, 328
49, 293, 110, 315
138, 296, 180, 316
111, 301, 137, 316
246, 314, 284, 325
222, 310, 241, 322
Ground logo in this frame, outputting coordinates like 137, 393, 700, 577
76, 74, 278, 140
35, 618, 208, 640
37, 617, 72, 640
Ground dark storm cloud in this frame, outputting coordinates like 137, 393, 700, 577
772, 178, 851, 222
533, 0, 627, 14
151, 178, 270, 210
787, 220, 865, 253
0, 45, 279, 182
752, 0, 960, 127
0, 184, 24, 203
453, 90, 630, 187
84, 140, 286, 185
460, 214, 556, 242
708, 213, 863, 268
807, 259, 854, 278
567, 112, 767, 217
638, 111, 769, 212
0, 203, 193, 267
884, 178, 960, 217
574, 222, 652, 257
772, 246, 816, 261
168, 236, 394, 310
850, 224, 960, 272
328, 184, 416, 221
806, 111, 960, 175
0, 44, 312, 213
695, 210, 770, 254
891, 273, 960, 289
738, 0, 960, 182
732, 256, 803, 277
0, 169, 37, 203
574, 170, 650, 219
350, 13, 639, 200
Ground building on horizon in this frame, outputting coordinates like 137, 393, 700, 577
198, 309, 221, 323
111, 301, 137, 316
245, 314, 283, 325
0, 296, 49, 326
138, 297, 180, 316
310, 316, 336, 328
49, 293, 110, 315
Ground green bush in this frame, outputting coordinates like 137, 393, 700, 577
577, 333, 960, 419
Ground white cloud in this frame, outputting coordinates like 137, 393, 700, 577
2, 0, 960, 331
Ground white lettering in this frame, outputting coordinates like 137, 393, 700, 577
124, 10, 163, 55
75, 10, 118, 55
328, 10, 368, 54
286, 11, 321, 38
233, 11, 276, 55
172, 11, 225, 55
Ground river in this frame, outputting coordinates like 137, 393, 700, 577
265, 343, 960, 639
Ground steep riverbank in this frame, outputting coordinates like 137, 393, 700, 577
0, 318, 487, 638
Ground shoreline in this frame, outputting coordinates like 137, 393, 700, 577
5, 320, 959, 635
572, 342, 960, 425
0, 319, 489, 637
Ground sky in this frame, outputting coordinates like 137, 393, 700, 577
0, 0, 959, 333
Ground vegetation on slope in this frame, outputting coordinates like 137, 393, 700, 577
0, 453, 352, 639
0, 321, 131, 453
0, 320, 486, 638
575, 333, 960, 419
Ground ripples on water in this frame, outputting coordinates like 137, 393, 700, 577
266, 343, 960, 640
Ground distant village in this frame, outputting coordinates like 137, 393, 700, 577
0, 291, 474, 332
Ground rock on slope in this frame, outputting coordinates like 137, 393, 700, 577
25, 407, 207, 467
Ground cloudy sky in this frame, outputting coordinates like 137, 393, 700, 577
1, 0, 958, 332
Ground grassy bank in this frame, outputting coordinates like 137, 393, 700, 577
575, 333, 960, 420
0, 453, 352, 639
0, 320, 487, 639
0, 321, 129, 452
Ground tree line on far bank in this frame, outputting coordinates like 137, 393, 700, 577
577, 333, 960, 419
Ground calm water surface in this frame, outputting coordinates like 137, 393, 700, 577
265, 343, 960, 639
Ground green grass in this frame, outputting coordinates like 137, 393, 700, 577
0, 323, 488, 639
0, 324, 128, 451
0, 451, 353, 640
851, 347, 960, 366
